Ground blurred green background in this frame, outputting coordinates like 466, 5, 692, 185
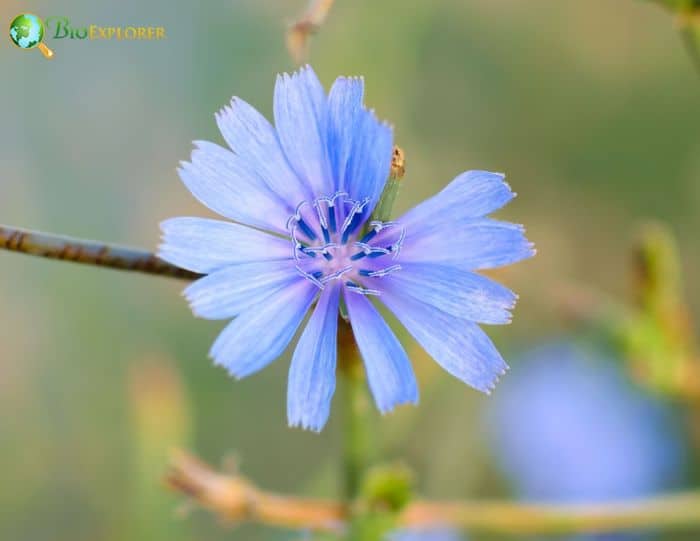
1, 0, 699, 539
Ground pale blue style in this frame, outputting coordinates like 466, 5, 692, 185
159, 66, 534, 431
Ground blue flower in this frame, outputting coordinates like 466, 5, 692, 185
486, 342, 687, 504
159, 66, 534, 431
386, 528, 464, 541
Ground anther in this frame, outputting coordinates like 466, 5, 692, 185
297, 218, 317, 241
359, 229, 377, 243
328, 205, 337, 233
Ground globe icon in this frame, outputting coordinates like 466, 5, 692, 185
9, 13, 53, 58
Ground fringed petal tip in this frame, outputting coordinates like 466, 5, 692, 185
287, 418, 325, 433
277, 64, 318, 84
214, 96, 242, 119
511, 225, 536, 261
376, 394, 420, 416
210, 357, 242, 381
519, 230, 537, 261
481, 364, 510, 396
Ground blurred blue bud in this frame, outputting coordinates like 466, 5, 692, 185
386, 528, 463, 541
486, 342, 687, 504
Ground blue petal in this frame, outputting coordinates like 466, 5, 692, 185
399, 170, 515, 227
287, 283, 341, 431
327, 77, 393, 207
376, 263, 516, 324
345, 290, 418, 413
184, 261, 301, 320
274, 66, 333, 197
346, 109, 393, 213
178, 141, 290, 234
159, 217, 291, 274
326, 76, 363, 193
398, 218, 535, 270
379, 291, 508, 393
216, 97, 312, 205
210, 280, 317, 379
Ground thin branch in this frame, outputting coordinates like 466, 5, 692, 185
167, 450, 700, 536
166, 450, 346, 533
401, 496, 700, 535
0, 225, 200, 281
286, 0, 336, 64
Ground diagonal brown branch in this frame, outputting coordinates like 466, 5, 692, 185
0, 225, 200, 281
166, 449, 700, 536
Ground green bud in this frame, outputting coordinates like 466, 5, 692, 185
360, 462, 414, 512
617, 222, 700, 399
370, 146, 405, 224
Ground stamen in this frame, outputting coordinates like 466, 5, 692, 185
320, 265, 353, 284
327, 204, 337, 233
313, 199, 328, 230
305, 243, 337, 255
366, 221, 406, 259
359, 228, 377, 243
287, 193, 405, 294
358, 264, 401, 278
295, 265, 325, 289
340, 197, 370, 244
391, 225, 406, 259
300, 246, 317, 258
345, 281, 381, 296
351, 242, 392, 260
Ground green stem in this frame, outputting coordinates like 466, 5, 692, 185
343, 367, 371, 501
338, 322, 375, 541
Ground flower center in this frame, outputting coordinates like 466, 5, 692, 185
287, 192, 404, 295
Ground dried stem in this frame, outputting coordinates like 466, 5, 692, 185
0, 224, 200, 281
167, 449, 700, 536
287, 0, 336, 64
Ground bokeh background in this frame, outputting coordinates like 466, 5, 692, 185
1, 0, 699, 540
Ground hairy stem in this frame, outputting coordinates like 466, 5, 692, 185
0, 225, 200, 281
166, 449, 700, 536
